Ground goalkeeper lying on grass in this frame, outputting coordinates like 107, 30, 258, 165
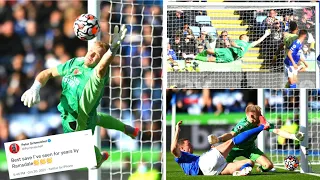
171, 119, 270, 176
208, 104, 304, 172
21, 25, 139, 169
193, 29, 271, 63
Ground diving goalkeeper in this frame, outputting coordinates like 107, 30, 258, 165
208, 104, 304, 172
21, 25, 139, 168
193, 29, 271, 63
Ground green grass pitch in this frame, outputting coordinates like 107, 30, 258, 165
166, 151, 320, 180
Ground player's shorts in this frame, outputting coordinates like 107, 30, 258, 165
226, 146, 264, 163
62, 70, 107, 134
198, 148, 227, 175
215, 48, 236, 63
284, 63, 303, 78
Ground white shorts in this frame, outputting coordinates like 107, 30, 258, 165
284, 64, 303, 78
198, 148, 227, 175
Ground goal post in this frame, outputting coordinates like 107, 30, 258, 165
299, 88, 309, 173
87, 0, 101, 180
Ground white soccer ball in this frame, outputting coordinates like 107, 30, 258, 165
284, 155, 299, 171
73, 14, 100, 41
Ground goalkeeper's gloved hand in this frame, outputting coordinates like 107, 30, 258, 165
110, 25, 127, 56
265, 29, 271, 36
208, 134, 219, 145
21, 81, 41, 108
295, 132, 305, 141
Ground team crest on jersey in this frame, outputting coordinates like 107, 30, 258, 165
73, 68, 81, 75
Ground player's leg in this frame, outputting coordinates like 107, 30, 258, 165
96, 112, 139, 138
255, 153, 274, 172
285, 65, 297, 88
76, 71, 107, 131
220, 159, 254, 175
216, 125, 265, 158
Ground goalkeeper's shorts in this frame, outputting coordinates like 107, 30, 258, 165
215, 48, 236, 63
198, 148, 227, 175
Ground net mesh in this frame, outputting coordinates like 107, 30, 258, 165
166, 4, 317, 88
98, 1, 162, 179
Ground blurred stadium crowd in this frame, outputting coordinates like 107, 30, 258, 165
167, 89, 320, 115
167, 7, 316, 71
166, 89, 258, 115
0, 0, 162, 153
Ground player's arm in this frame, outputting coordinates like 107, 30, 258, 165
287, 49, 298, 69
95, 25, 127, 78
230, 41, 244, 51
271, 129, 304, 141
250, 29, 271, 47
299, 55, 308, 69
21, 67, 60, 108
171, 121, 182, 158
208, 129, 236, 144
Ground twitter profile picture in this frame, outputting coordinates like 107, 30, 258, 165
9, 143, 20, 154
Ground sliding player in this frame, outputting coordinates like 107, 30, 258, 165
284, 29, 308, 88
208, 104, 304, 173
193, 29, 271, 63
21, 25, 139, 168
171, 119, 270, 176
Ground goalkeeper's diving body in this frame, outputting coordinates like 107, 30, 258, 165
171, 120, 270, 176
21, 25, 139, 168
193, 29, 271, 63
208, 105, 304, 172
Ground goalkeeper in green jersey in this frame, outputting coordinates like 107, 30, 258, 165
193, 29, 271, 63
208, 104, 304, 172
21, 25, 139, 169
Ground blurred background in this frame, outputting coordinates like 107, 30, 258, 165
166, 89, 320, 174
0, 0, 162, 180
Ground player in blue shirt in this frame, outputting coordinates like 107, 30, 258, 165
171, 117, 270, 176
284, 29, 308, 88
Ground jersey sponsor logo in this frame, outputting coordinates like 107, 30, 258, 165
63, 75, 80, 88
237, 125, 243, 130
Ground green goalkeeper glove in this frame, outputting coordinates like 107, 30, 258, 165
110, 25, 127, 56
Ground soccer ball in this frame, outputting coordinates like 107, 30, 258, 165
284, 155, 299, 171
73, 14, 100, 41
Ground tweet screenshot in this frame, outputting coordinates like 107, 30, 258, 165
4, 130, 96, 179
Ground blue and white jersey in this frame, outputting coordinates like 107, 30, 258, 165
284, 39, 303, 66
174, 151, 200, 176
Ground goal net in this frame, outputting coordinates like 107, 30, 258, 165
166, 3, 318, 88
98, 1, 162, 179
265, 89, 320, 174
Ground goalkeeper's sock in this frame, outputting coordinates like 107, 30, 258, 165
232, 125, 264, 145
97, 112, 139, 138
289, 84, 297, 88
97, 112, 125, 132
258, 165, 270, 172
93, 146, 109, 169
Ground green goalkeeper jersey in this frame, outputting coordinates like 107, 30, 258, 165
284, 33, 298, 55
232, 40, 252, 59
56, 57, 108, 125
231, 117, 274, 150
